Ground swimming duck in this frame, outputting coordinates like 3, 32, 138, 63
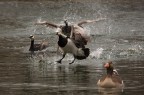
29, 35, 48, 53
97, 61, 124, 88
56, 32, 90, 64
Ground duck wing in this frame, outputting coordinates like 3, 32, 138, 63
77, 18, 106, 27
33, 44, 41, 51
72, 26, 90, 47
40, 41, 48, 50
77, 20, 97, 26
72, 33, 87, 48
35, 21, 59, 28
112, 75, 123, 84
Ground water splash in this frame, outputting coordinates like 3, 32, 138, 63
90, 48, 104, 59
128, 44, 143, 54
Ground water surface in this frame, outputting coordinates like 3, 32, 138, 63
0, 0, 144, 95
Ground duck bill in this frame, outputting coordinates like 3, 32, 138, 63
104, 63, 109, 68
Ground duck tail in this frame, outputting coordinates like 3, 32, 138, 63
82, 48, 90, 57
75, 48, 90, 60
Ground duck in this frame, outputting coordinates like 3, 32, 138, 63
29, 35, 48, 53
97, 61, 124, 88
56, 32, 90, 64
35, 18, 106, 45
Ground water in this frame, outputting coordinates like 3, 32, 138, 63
0, 0, 144, 95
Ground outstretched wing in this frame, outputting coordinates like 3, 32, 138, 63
77, 20, 97, 26
77, 18, 106, 26
35, 21, 59, 28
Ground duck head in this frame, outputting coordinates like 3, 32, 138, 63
29, 35, 34, 40
64, 19, 68, 26
104, 61, 114, 76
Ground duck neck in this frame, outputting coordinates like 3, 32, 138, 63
30, 39, 34, 50
107, 67, 113, 76
65, 21, 68, 27
64, 21, 69, 32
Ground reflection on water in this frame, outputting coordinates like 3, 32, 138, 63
1, 59, 144, 95
0, 0, 144, 95
97, 87, 123, 95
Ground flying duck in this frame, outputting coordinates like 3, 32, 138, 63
97, 61, 124, 88
29, 35, 48, 53
56, 32, 90, 64
35, 18, 105, 44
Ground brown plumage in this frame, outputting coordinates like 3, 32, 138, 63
97, 61, 124, 88
29, 35, 48, 53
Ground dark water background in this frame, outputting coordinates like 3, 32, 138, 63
0, 0, 144, 95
